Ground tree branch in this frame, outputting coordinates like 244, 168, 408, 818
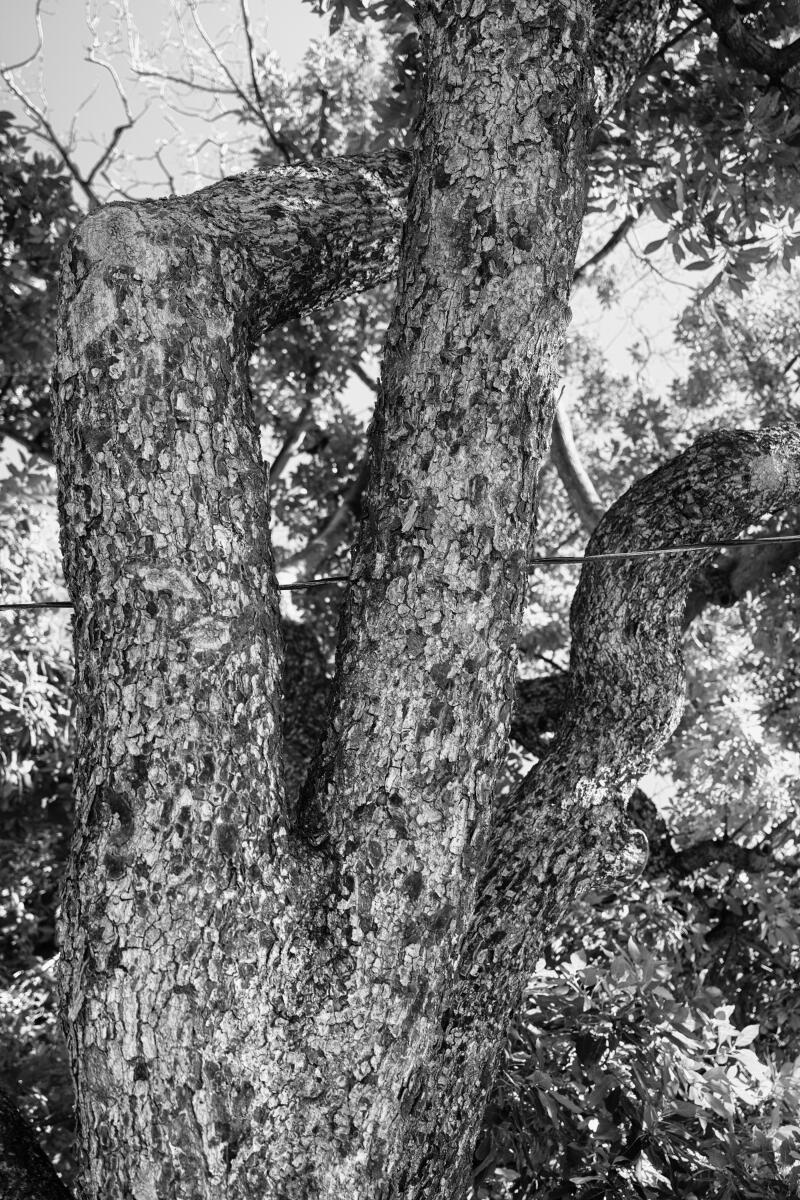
188, 0, 296, 164
0, 72, 101, 210
420, 426, 800, 1169
696, 0, 800, 80
549, 394, 606, 533
281, 456, 370, 577
349, 360, 380, 394
572, 211, 638, 284
160, 150, 408, 335
268, 355, 318, 483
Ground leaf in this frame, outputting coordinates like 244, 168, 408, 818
650, 197, 674, 223
735, 1024, 760, 1047
643, 237, 667, 254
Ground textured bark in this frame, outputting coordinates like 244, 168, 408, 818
51, 2, 690, 1198
513, 508, 800, 757
591, 0, 680, 111
388, 428, 800, 1192
295, 1, 595, 1190
53, 189, 302, 1199
0, 1090, 73, 1200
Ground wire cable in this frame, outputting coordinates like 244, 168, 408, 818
2, 533, 800, 611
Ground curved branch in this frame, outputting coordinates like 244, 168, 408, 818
512, 426, 800, 906
402, 428, 800, 1173
142, 150, 408, 339
696, 0, 800, 80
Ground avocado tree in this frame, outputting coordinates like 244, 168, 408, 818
4, 1, 800, 1198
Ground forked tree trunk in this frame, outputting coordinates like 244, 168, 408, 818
47, 3, 736, 1198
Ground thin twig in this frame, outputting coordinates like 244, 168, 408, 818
0, 72, 101, 209
188, 0, 295, 164
573, 211, 638, 283
0, 0, 45, 72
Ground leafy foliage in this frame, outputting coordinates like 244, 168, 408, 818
0, 454, 74, 1182
475, 879, 800, 1198
0, 112, 79, 456
590, 3, 800, 290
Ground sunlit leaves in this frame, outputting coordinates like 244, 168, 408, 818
590, 11, 800, 294
476, 881, 800, 1197
0, 112, 79, 456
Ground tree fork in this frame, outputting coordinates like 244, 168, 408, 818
52, 1, 685, 1197
388, 427, 800, 1198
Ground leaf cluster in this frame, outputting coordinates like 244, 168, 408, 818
0, 112, 79, 456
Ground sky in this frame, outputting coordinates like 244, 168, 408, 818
1, 0, 328, 195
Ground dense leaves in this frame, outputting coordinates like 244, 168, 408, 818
0, 454, 74, 1182
0, 113, 79, 457
477, 880, 800, 1198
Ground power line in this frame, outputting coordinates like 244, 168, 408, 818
2, 533, 799, 612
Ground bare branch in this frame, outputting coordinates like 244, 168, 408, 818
0, 71, 100, 209
349, 360, 380, 394
129, 64, 240, 96
188, 0, 296, 165
0, 0, 44, 72
83, 25, 136, 187
239, 0, 265, 112
549, 392, 606, 533
573, 210, 638, 283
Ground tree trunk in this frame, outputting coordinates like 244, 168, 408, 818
51, 3, 705, 1198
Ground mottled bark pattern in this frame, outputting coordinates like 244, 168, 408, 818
50, 1, 703, 1197
592, 0, 680, 111
54, 203, 306, 1198
298, 0, 593, 1190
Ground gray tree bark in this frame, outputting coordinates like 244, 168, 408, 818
57, 2, 794, 1199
